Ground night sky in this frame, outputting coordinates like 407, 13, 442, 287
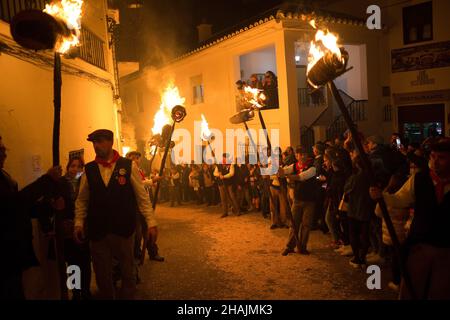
113, 0, 285, 65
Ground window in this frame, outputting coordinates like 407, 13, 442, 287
403, 2, 433, 45
191, 75, 204, 104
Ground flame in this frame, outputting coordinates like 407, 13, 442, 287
44, 0, 83, 54
150, 145, 157, 154
200, 114, 212, 141
122, 146, 130, 156
151, 83, 186, 135
306, 19, 345, 88
243, 86, 266, 109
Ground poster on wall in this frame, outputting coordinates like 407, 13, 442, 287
391, 40, 450, 73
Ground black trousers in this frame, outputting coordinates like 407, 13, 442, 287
348, 218, 370, 263
386, 245, 401, 285
338, 211, 350, 245
64, 238, 92, 297
203, 186, 213, 205
0, 270, 24, 300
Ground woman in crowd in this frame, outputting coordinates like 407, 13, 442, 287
343, 154, 375, 268
62, 156, 91, 300
248, 164, 261, 212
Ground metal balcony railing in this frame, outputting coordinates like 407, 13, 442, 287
79, 26, 106, 70
298, 87, 326, 107
0, 0, 48, 23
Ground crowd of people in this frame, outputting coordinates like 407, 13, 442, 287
145, 130, 450, 299
1, 127, 449, 300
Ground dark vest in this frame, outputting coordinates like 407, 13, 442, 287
410, 171, 450, 248
217, 164, 233, 186
85, 157, 137, 241
294, 161, 318, 202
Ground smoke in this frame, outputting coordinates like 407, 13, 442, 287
140, 0, 196, 67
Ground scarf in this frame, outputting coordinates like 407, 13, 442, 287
295, 158, 313, 173
95, 150, 120, 168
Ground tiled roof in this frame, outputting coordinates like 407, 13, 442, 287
170, 4, 366, 63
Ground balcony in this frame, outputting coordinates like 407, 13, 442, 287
1, 0, 106, 70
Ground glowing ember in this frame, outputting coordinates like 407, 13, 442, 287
152, 83, 186, 135
200, 114, 213, 141
243, 86, 266, 109
44, 0, 83, 54
306, 19, 345, 88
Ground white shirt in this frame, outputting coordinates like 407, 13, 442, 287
74, 161, 157, 229
283, 163, 317, 182
382, 173, 450, 209
214, 164, 235, 179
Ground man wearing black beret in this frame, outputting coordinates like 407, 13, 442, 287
74, 129, 158, 299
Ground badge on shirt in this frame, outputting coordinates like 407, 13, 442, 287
119, 168, 127, 176
118, 176, 127, 185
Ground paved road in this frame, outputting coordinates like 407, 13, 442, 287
136, 203, 397, 300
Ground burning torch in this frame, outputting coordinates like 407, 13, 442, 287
151, 105, 187, 210
9, 0, 83, 300
10, 0, 83, 166
306, 20, 415, 298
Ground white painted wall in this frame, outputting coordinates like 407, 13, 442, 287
239, 46, 277, 81
121, 20, 297, 157
334, 44, 368, 100
0, 0, 118, 188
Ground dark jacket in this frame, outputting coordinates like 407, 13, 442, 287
294, 159, 319, 202
409, 170, 450, 248
369, 145, 408, 187
234, 165, 249, 186
344, 168, 375, 222
1, 170, 58, 273
85, 158, 137, 241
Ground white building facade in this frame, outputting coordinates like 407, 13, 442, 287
121, 0, 450, 161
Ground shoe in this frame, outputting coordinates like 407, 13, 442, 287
280, 224, 289, 229
150, 255, 165, 262
328, 241, 341, 249
334, 245, 344, 253
349, 258, 364, 269
299, 249, 310, 255
339, 245, 354, 256
221, 213, 229, 218
388, 281, 400, 292
281, 248, 294, 256
366, 253, 384, 264
270, 224, 278, 230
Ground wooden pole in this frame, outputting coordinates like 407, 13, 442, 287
152, 122, 176, 210
52, 52, 68, 300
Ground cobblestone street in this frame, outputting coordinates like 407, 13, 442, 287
136, 203, 397, 300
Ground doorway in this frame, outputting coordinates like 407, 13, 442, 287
398, 104, 445, 143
